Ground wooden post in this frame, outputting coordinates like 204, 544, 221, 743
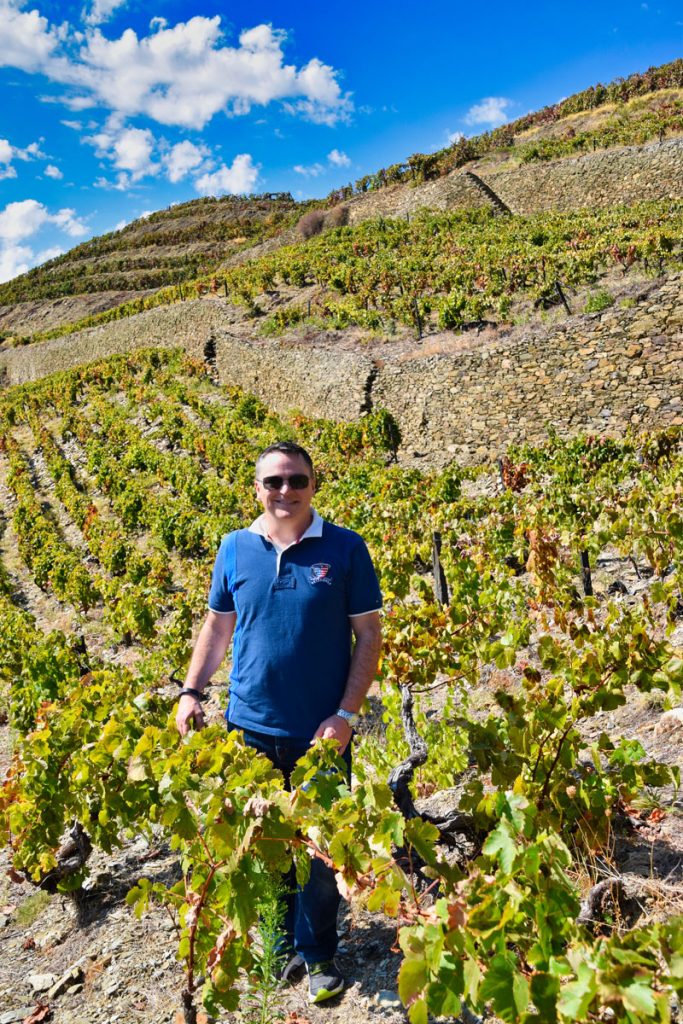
223, 279, 228, 297
432, 531, 449, 606
580, 549, 593, 597
413, 297, 423, 341
556, 280, 571, 315
307, 300, 311, 316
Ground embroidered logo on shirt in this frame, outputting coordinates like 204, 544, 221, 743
309, 562, 332, 585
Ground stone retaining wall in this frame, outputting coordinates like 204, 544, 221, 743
0, 301, 231, 385
372, 276, 683, 464
345, 137, 683, 223
488, 137, 683, 214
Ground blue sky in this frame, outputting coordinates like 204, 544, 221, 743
0, 0, 681, 283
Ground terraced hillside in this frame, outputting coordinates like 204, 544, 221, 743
0, 192, 302, 337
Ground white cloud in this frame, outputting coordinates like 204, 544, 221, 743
51, 207, 88, 237
61, 118, 83, 129
0, 135, 46, 179
293, 162, 325, 177
35, 245, 64, 262
163, 140, 210, 183
82, 0, 128, 27
0, 0, 62, 74
86, 119, 158, 182
0, 199, 49, 242
0, 244, 33, 282
447, 130, 465, 145
0, 198, 89, 282
194, 153, 259, 196
0, 5, 353, 130
45, 163, 63, 178
328, 148, 350, 167
464, 97, 513, 128
294, 148, 352, 178
0, 140, 17, 180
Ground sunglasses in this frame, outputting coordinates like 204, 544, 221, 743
257, 473, 311, 491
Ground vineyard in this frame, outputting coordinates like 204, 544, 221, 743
0, 193, 303, 311
12, 198, 683, 351
0, 348, 681, 1023
219, 199, 683, 335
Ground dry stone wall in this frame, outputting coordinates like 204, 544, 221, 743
0, 301, 231, 385
215, 338, 373, 423
372, 275, 683, 465
487, 137, 683, 214
345, 137, 683, 224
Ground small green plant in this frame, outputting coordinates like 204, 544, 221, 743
584, 289, 615, 313
244, 873, 289, 1024
16, 889, 52, 927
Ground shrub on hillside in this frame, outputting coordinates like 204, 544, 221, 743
584, 289, 615, 313
297, 210, 325, 239
325, 205, 349, 229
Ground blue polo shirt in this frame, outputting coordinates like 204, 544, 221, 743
208, 510, 382, 739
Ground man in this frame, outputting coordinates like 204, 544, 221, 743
176, 440, 382, 1004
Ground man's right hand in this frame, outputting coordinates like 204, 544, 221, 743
176, 694, 206, 735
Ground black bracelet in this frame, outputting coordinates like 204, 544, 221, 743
179, 687, 206, 702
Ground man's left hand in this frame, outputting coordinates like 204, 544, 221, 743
312, 714, 353, 755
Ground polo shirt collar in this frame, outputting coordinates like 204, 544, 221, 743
248, 508, 324, 544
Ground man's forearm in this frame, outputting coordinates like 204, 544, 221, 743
340, 624, 382, 712
184, 612, 235, 691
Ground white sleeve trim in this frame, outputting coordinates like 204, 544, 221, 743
348, 607, 382, 619
208, 606, 237, 616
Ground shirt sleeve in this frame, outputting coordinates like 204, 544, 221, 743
347, 536, 383, 617
208, 535, 236, 614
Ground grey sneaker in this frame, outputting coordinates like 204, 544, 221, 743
278, 951, 305, 984
307, 960, 345, 1003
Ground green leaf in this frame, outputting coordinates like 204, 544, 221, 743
398, 958, 429, 1009
480, 954, 529, 1023
530, 971, 560, 1023
620, 980, 657, 1016
483, 820, 517, 874
558, 962, 597, 1021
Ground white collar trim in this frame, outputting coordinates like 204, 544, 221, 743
248, 508, 324, 544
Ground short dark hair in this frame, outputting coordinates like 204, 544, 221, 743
255, 441, 314, 477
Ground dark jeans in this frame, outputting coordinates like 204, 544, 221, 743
229, 723, 351, 965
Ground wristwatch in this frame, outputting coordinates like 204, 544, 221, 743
335, 707, 360, 728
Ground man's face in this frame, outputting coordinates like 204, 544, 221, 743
255, 451, 315, 527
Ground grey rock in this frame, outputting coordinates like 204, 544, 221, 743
47, 963, 85, 999
28, 972, 57, 992
374, 990, 402, 1008
1, 1009, 38, 1024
